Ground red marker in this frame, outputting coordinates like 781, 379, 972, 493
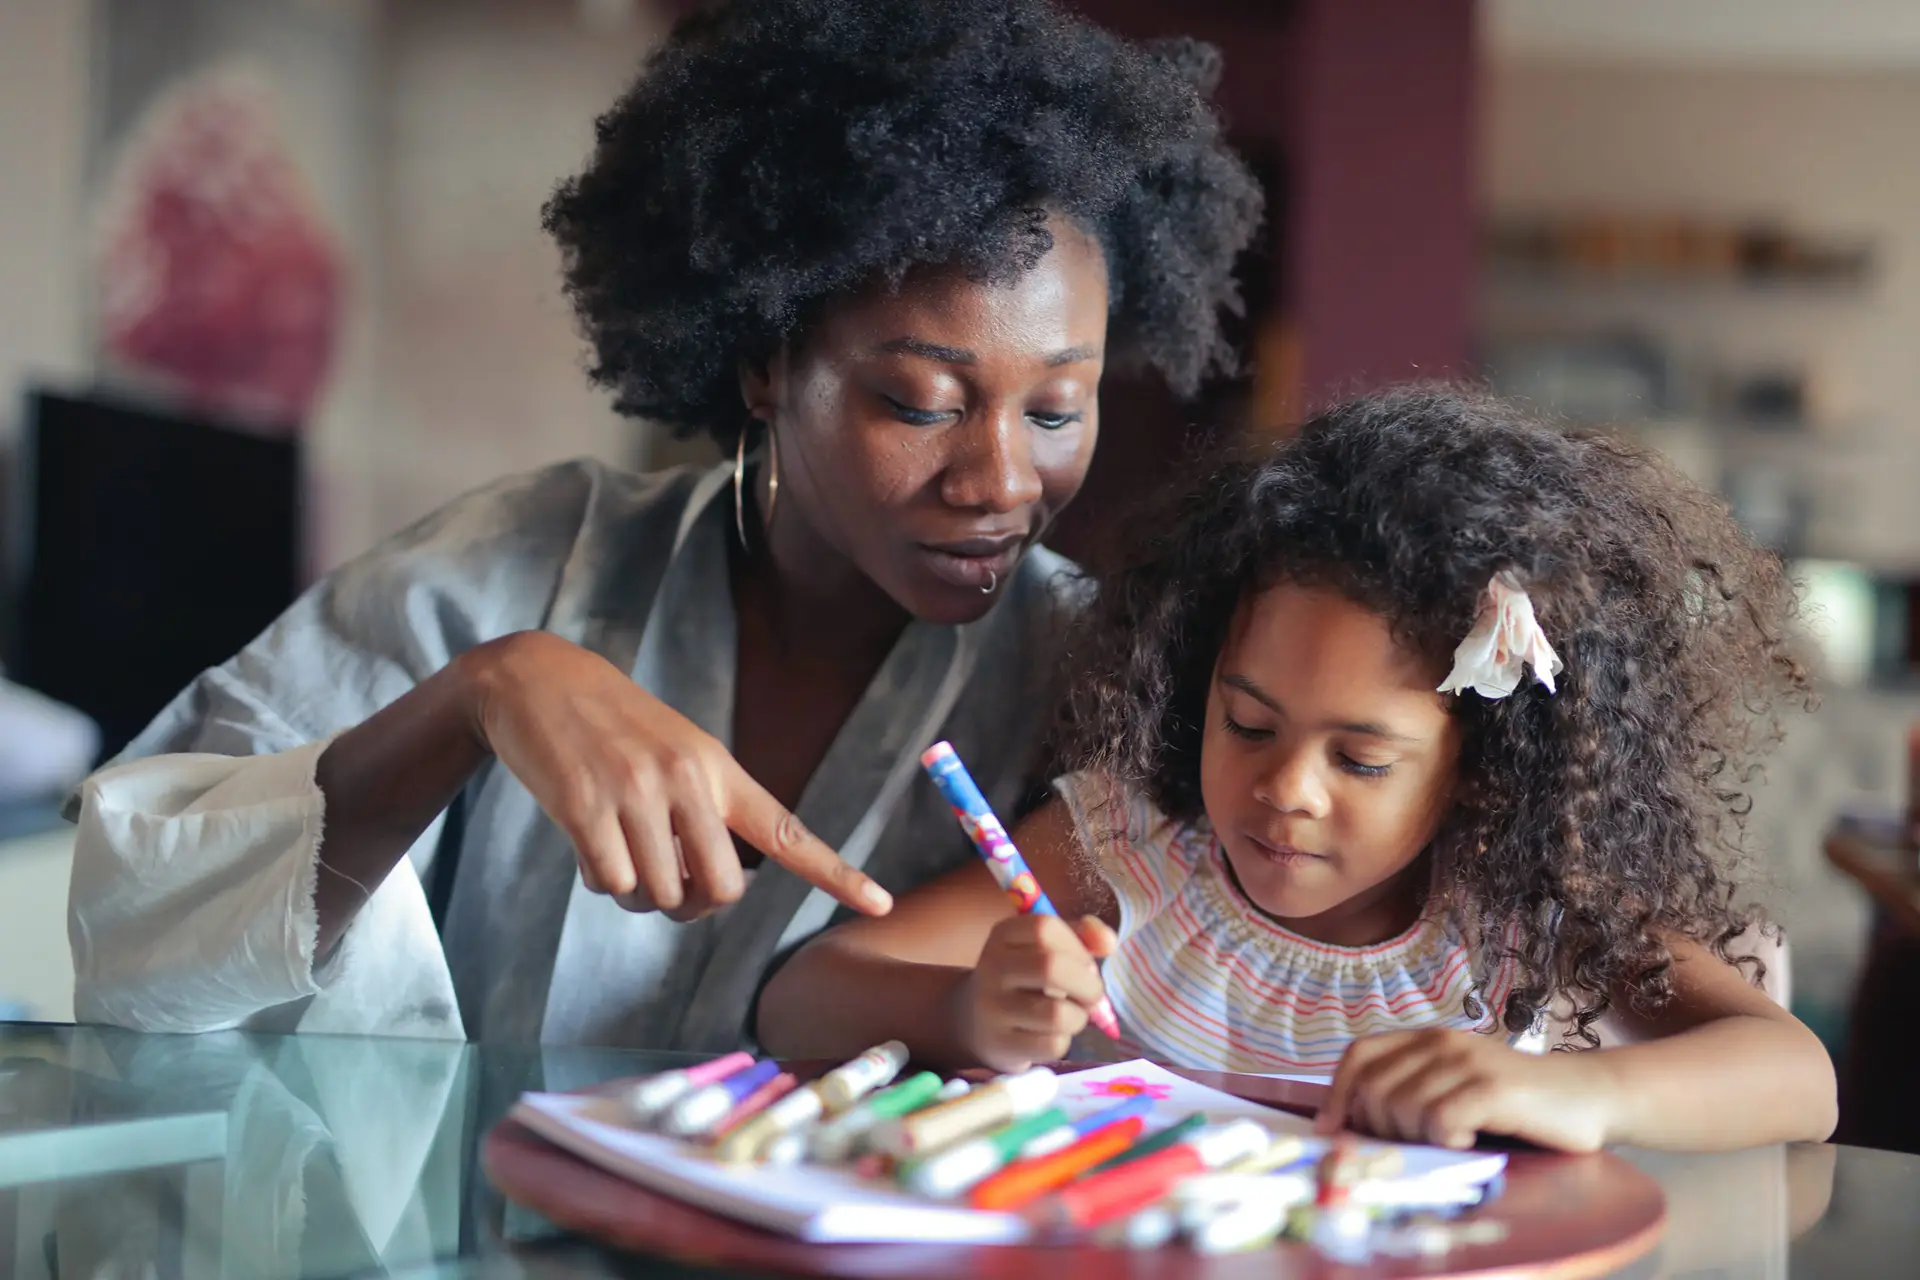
710, 1072, 798, 1141
966, 1116, 1146, 1211
1031, 1120, 1269, 1232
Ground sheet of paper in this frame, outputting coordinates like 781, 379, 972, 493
510, 1059, 1502, 1245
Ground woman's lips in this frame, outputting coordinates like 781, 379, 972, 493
916, 535, 1026, 591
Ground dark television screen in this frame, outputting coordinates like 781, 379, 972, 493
13, 389, 300, 761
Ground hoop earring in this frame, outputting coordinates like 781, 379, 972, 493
765, 426, 779, 532
734, 429, 749, 547
734, 424, 780, 548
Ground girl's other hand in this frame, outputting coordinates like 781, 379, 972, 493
458, 630, 893, 923
1317, 1028, 1613, 1153
957, 913, 1117, 1072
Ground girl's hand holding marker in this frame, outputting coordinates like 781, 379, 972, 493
920, 742, 1123, 1070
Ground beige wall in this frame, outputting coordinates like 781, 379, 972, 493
0, 0, 90, 445
348, 0, 672, 567
1483, 58, 1920, 569
1482, 57, 1920, 1014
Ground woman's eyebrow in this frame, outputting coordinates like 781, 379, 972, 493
874, 337, 1102, 367
876, 336, 974, 364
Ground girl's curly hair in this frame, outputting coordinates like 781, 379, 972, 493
1063, 385, 1812, 1045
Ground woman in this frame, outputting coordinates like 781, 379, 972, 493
67, 0, 1261, 1049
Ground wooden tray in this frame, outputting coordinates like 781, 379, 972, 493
484, 1068, 1665, 1279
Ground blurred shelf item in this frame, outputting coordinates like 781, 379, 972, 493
1824, 828, 1920, 939
1630, 417, 1876, 453
1485, 213, 1875, 289
1249, 317, 1303, 436
1478, 330, 1676, 424
1790, 560, 1920, 689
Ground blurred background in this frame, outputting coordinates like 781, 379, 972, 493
2, 0, 1917, 1133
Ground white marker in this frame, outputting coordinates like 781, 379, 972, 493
816, 1041, 910, 1111
1173, 1172, 1314, 1214
1093, 1206, 1178, 1251
762, 1130, 809, 1167
1190, 1198, 1292, 1255
662, 1059, 780, 1137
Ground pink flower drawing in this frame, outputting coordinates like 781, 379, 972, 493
1076, 1075, 1174, 1102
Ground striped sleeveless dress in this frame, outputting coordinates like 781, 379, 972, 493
1054, 771, 1545, 1074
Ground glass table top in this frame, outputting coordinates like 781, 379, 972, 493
0, 1022, 1911, 1278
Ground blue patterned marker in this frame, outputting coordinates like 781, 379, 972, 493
920, 740, 1120, 1038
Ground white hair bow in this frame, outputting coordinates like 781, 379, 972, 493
1437, 571, 1562, 699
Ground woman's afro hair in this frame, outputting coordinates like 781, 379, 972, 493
543, 0, 1264, 447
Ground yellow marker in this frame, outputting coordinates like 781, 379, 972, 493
714, 1083, 827, 1163
871, 1068, 1057, 1159
1222, 1133, 1306, 1176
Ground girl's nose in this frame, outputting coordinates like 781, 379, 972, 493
1253, 747, 1331, 820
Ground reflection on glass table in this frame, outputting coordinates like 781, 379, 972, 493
1, 1023, 1916, 1278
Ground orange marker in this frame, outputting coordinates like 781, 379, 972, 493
1034, 1121, 1270, 1232
967, 1116, 1145, 1212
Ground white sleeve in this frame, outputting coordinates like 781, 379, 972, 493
69, 740, 464, 1040
68, 743, 333, 1033
62, 461, 614, 1040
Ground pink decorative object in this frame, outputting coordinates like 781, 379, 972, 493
93, 66, 344, 433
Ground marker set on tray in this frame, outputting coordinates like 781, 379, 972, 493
616, 1044, 1501, 1256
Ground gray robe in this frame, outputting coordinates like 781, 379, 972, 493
67, 459, 1077, 1049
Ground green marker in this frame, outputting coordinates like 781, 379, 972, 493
899, 1106, 1071, 1198
867, 1072, 947, 1118
1085, 1112, 1207, 1175
808, 1071, 944, 1162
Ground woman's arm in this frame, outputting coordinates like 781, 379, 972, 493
319, 629, 896, 952
310, 654, 491, 954
72, 628, 894, 1036
757, 798, 1115, 1067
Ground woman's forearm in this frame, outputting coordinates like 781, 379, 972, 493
311, 646, 494, 954
757, 938, 978, 1067
1592, 1013, 1837, 1150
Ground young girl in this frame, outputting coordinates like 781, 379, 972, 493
758, 386, 1837, 1153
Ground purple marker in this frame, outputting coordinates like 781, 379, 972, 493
663, 1059, 781, 1136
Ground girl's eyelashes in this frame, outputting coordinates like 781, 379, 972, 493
1221, 714, 1395, 778
1339, 755, 1393, 779
1221, 713, 1272, 742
